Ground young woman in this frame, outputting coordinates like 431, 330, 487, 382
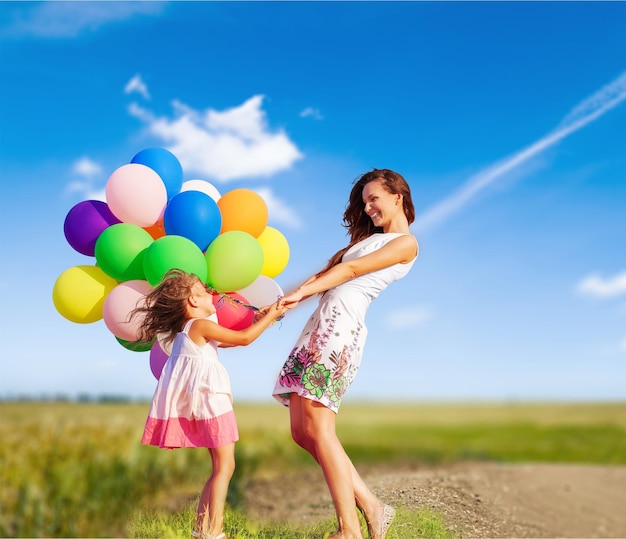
273, 169, 419, 539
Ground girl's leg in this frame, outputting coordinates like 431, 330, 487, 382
290, 395, 390, 539
289, 394, 363, 539
195, 443, 235, 537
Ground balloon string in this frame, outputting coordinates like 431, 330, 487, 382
275, 294, 284, 325
214, 292, 260, 312
212, 290, 285, 325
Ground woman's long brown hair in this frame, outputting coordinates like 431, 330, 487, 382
320, 169, 414, 274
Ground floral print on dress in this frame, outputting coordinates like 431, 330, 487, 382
278, 306, 363, 407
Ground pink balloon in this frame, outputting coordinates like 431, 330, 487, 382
102, 280, 153, 341
213, 292, 255, 330
149, 341, 169, 380
105, 163, 168, 227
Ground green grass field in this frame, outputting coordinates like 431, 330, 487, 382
1, 400, 625, 538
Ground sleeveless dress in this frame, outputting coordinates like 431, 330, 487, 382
272, 233, 417, 413
142, 315, 239, 449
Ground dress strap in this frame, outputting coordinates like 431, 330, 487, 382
182, 319, 196, 334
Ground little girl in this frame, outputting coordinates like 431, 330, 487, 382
131, 269, 286, 539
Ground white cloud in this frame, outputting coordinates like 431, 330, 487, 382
2, 2, 166, 39
65, 181, 106, 202
207, 96, 267, 139
385, 306, 431, 330
85, 188, 107, 202
65, 157, 105, 201
128, 102, 154, 122
576, 271, 626, 299
414, 71, 626, 232
128, 95, 303, 182
73, 157, 103, 179
254, 187, 303, 229
124, 74, 151, 100
300, 107, 324, 120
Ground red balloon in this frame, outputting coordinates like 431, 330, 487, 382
213, 292, 255, 330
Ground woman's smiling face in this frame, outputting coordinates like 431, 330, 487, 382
362, 180, 400, 229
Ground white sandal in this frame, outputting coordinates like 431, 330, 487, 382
366, 504, 396, 539
380, 505, 396, 538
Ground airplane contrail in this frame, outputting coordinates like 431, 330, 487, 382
413, 71, 626, 232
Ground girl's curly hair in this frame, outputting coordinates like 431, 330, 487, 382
130, 269, 204, 348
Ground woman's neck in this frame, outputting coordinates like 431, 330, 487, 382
382, 216, 410, 234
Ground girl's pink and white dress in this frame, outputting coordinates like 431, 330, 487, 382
273, 233, 416, 413
142, 315, 238, 449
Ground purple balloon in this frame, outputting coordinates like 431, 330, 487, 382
149, 341, 169, 380
64, 200, 121, 256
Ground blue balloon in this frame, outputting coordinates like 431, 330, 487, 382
131, 148, 183, 200
164, 191, 222, 251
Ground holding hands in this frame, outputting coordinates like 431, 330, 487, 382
254, 298, 288, 323
277, 289, 305, 310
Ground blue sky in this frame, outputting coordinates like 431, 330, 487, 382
1, 1, 625, 403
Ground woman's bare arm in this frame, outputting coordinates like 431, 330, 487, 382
282, 235, 417, 306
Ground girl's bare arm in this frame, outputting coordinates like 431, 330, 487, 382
189, 302, 286, 347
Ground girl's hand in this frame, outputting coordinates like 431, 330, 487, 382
267, 300, 287, 320
253, 305, 269, 322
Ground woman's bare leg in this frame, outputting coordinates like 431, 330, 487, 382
290, 395, 391, 538
289, 395, 363, 538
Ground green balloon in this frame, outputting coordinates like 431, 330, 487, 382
143, 235, 208, 286
94, 223, 153, 282
116, 336, 154, 352
205, 231, 264, 292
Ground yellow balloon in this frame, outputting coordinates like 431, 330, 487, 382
257, 226, 290, 278
218, 188, 268, 237
52, 265, 118, 324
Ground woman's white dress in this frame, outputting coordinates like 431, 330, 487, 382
273, 233, 416, 413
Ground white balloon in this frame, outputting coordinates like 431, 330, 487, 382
237, 275, 284, 309
180, 179, 221, 202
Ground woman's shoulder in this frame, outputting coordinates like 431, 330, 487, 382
379, 233, 418, 263
381, 232, 418, 248
345, 232, 415, 261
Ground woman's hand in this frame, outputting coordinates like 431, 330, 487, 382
280, 289, 305, 309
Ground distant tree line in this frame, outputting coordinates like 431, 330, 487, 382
0, 393, 149, 403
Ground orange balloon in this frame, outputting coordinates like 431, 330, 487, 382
218, 189, 268, 237
144, 218, 166, 240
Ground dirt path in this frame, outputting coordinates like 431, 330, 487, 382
243, 463, 626, 538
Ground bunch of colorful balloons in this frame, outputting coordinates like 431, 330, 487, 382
53, 147, 290, 379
